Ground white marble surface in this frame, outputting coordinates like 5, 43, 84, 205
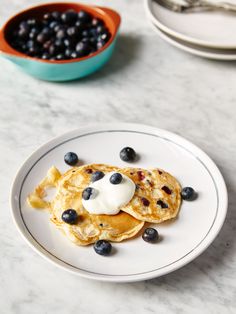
0, 0, 236, 313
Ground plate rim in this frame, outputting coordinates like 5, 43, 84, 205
150, 22, 236, 60
10, 123, 228, 282
144, 0, 236, 50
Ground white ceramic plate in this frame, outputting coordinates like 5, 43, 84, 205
11, 123, 227, 282
151, 22, 236, 60
145, 0, 236, 49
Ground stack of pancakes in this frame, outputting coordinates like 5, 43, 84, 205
28, 164, 181, 245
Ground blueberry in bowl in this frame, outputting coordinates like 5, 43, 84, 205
0, 2, 120, 81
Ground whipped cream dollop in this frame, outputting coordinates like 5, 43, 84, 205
82, 172, 136, 215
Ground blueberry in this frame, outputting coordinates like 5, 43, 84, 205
75, 42, 91, 56
19, 43, 27, 52
56, 28, 67, 39
181, 187, 196, 201
141, 197, 150, 207
43, 13, 52, 21
19, 21, 30, 31
81, 37, 97, 52
56, 53, 65, 60
75, 20, 86, 30
26, 40, 35, 49
91, 18, 104, 27
78, 10, 92, 23
161, 186, 172, 195
70, 51, 78, 58
120, 147, 136, 162
97, 39, 106, 50
110, 173, 122, 185
36, 32, 50, 44
94, 240, 112, 256
64, 152, 78, 166
18, 27, 29, 39
43, 40, 52, 50
51, 11, 61, 21
49, 21, 59, 30
156, 200, 168, 209
81, 37, 90, 44
54, 38, 65, 50
96, 26, 107, 34
48, 44, 60, 56
27, 19, 37, 26
61, 10, 77, 24
82, 30, 90, 38
61, 209, 78, 224
65, 48, 73, 58
67, 26, 79, 37
42, 27, 52, 35
28, 46, 41, 56
142, 228, 159, 243
42, 53, 50, 59
89, 28, 97, 37
54, 24, 63, 33
91, 171, 104, 182
82, 187, 95, 200
99, 32, 110, 43
64, 37, 76, 48
89, 37, 97, 48
26, 40, 40, 56
29, 27, 40, 39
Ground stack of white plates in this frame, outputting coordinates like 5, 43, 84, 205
144, 0, 236, 60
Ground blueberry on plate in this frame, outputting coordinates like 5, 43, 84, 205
181, 187, 196, 201
120, 147, 136, 162
61, 209, 78, 224
91, 171, 105, 182
82, 187, 95, 200
142, 228, 159, 243
110, 173, 122, 185
64, 152, 78, 166
94, 240, 112, 256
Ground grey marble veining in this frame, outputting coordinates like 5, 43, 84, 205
0, 0, 236, 313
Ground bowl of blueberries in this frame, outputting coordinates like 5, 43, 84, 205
0, 2, 120, 81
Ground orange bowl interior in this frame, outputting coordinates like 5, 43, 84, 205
0, 2, 120, 63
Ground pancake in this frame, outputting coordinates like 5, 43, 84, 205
119, 167, 182, 223
27, 163, 181, 245
27, 165, 144, 246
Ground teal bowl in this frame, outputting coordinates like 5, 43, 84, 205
0, 3, 121, 81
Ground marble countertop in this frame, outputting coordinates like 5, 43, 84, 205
0, 0, 236, 313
